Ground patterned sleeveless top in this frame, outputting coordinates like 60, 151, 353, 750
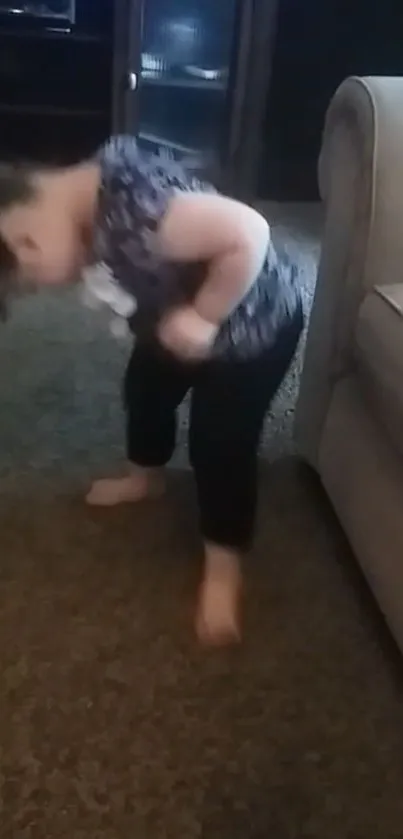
84, 136, 301, 360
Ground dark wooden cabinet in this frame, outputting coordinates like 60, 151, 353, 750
2, 1, 402, 200
0, 0, 278, 198
113, 0, 278, 198
0, 0, 113, 163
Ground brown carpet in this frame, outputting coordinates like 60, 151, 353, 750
2, 464, 403, 838
1, 208, 403, 837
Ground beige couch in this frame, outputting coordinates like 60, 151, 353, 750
295, 76, 403, 651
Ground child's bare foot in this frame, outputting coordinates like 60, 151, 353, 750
86, 465, 165, 507
195, 544, 242, 646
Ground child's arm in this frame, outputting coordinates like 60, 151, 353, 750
157, 192, 270, 326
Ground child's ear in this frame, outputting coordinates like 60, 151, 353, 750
15, 234, 39, 258
19, 234, 36, 250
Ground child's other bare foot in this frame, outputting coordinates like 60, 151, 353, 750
196, 544, 242, 646
86, 465, 165, 507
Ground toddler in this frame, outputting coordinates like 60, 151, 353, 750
0, 136, 303, 645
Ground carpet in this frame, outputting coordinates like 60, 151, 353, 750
1, 205, 403, 838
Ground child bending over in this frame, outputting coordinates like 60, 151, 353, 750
0, 137, 303, 645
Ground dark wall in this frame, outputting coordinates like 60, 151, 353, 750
260, 1, 403, 200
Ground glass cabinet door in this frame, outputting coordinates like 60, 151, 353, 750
134, 0, 240, 167
114, 0, 277, 195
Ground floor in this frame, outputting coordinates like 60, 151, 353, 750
2, 203, 403, 839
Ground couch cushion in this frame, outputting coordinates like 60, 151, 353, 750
355, 284, 403, 458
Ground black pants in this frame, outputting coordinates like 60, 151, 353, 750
124, 303, 303, 550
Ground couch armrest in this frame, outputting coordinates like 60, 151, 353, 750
295, 76, 403, 468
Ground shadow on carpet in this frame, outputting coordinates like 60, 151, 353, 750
2, 460, 403, 839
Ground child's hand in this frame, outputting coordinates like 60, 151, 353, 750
158, 305, 218, 361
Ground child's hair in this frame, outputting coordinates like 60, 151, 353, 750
0, 161, 37, 319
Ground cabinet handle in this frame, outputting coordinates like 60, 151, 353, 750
128, 72, 137, 91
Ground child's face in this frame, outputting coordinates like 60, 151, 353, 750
0, 189, 87, 289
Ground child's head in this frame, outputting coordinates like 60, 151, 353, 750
0, 160, 99, 315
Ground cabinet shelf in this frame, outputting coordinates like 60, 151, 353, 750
140, 74, 226, 93
138, 131, 198, 155
0, 102, 106, 117
0, 24, 109, 43
138, 131, 218, 174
